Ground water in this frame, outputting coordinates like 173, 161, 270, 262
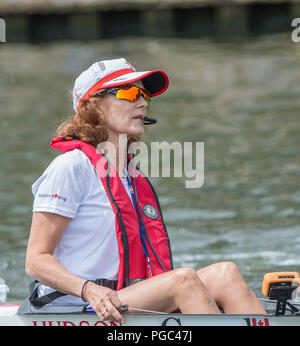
0, 33, 300, 300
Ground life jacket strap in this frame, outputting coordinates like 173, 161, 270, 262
29, 278, 119, 307
125, 171, 153, 277
29, 280, 66, 307
94, 278, 118, 291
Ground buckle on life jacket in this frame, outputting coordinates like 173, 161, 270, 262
129, 278, 145, 286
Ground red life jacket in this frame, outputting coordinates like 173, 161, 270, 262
50, 136, 173, 290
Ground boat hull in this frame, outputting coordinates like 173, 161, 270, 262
1, 301, 300, 326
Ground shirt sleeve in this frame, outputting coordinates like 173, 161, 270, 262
32, 154, 83, 219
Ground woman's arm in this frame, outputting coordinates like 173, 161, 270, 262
25, 211, 86, 297
25, 211, 125, 324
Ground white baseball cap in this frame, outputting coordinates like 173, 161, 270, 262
73, 58, 169, 112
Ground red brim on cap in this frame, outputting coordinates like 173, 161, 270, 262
78, 69, 169, 110
102, 70, 169, 97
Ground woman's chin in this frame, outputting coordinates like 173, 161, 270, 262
126, 126, 145, 137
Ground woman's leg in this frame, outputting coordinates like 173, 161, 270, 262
118, 267, 221, 314
196, 262, 266, 314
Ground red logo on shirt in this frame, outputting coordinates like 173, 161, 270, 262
38, 193, 67, 202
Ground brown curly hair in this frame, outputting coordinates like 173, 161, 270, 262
55, 94, 139, 149
55, 95, 107, 147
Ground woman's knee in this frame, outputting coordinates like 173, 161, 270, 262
214, 262, 249, 290
218, 261, 241, 277
172, 267, 203, 286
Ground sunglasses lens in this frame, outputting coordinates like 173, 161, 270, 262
142, 93, 151, 104
116, 86, 150, 104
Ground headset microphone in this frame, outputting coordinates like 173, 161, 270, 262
144, 116, 157, 125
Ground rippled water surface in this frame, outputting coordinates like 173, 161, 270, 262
0, 34, 300, 300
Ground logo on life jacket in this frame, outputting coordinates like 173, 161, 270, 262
143, 204, 159, 220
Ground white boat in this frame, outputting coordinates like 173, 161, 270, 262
0, 298, 300, 326
1, 272, 300, 326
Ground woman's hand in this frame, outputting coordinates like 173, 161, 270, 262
83, 281, 126, 325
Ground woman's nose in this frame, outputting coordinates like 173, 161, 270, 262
136, 95, 148, 108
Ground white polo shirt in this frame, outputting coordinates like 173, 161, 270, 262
32, 149, 132, 305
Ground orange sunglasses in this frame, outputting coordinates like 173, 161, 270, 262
96, 85, 151, 105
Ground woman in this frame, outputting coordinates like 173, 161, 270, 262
25, 58, 266, 325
